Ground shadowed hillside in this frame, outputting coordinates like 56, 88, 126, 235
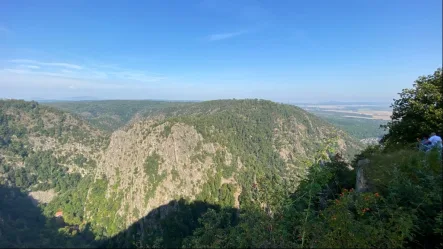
99, 199, 233, 249
0, 184, 97, 248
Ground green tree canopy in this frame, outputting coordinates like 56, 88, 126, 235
381, 68, 443, 147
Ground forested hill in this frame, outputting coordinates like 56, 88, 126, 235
44, 100, 193, 131
1, 98, 362, 247
0, 100, 109, 190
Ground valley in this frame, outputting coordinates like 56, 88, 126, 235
1, 0, 441, 246
0, 68, 441, 248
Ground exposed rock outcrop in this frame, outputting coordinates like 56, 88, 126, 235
356, 159, 371, 192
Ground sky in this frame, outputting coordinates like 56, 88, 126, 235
0, 0, 441, 103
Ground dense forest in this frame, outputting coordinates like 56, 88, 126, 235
322, 116, 387, 140
0, 68, 442, 248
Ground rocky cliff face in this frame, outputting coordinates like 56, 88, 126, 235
93, 121, 236, 225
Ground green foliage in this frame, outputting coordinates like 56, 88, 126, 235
196, 172, 222, 203
218, 184, 235, 207
84, 177, 124, 239
297, 149, 440, 248
323, 116, 387, 140
0, 99, 39, 112
0, 109, 12, 147
162, 124, 172, 137
45, 176, 92, 225
73, 154, 88, 167
308, 191, 415, 248
0, 148, 81, 192
144, 152, 161, 177
382, 68, 443, 147
352, 144, 382, 164
144, 152, 166, 202
175, 149, 441, 248
363, 149, 442, 245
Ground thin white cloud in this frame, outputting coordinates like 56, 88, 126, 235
3, 68, 83, 79
0, 70, 130, 90
3, 59, 166, 84
19, 65, 41, 69
4, 69, 29, 74
10, 59, 83, 70
208, 31, 247, 41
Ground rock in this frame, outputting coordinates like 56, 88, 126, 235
356, 159, 370, 192
28, 189, 57, 206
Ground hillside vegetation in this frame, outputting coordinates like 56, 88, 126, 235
0, 100, 108, 192
322, 116, 387, 141
0, 68, 441, 248
1, 98, 361, 247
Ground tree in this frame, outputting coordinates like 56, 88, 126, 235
381, 68, 443, 147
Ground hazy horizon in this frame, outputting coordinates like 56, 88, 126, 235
2, 96, 393, 106
1, 0, 441, 103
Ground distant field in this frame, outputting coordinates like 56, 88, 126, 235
301, 104, 392, 121
297, 103, 390, 140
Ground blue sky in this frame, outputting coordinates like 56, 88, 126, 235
0, 0, 441, 103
